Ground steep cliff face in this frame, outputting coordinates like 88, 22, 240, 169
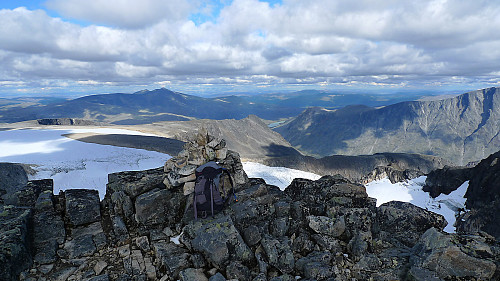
276, 87, 500, 165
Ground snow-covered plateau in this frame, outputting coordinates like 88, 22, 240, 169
0, 128, 171, 199
0, 128, 467, 233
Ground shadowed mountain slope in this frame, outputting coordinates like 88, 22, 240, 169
275, 87, 500, 165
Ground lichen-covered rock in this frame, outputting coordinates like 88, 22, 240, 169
377, 201, 447, 247
260, 235, 294, 274
184, 215, 253, 268
295, 251, 335, 280
307, 215, 345, 238
0, 205, 33, 281
64, 189, 101, 227
226, 261, 251, 281
106, 167, 165, 199
154, 241, 192, 278
410, 228, 497, 280
33, 190, 65, 264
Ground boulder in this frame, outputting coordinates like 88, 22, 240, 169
377, 201, 447, 247
307, 215, 345, 238
0, 162, 29, 202
106, 167, 165, 199
3, 179, 53, 207
184, 215, 252, 268
134, 188, 185, 227
64, 189, 101, 227
410, 228, 497, 280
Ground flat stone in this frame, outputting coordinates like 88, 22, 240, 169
183, 181, 195, 195
94, 260, 107, 275
178, 165, 197, 176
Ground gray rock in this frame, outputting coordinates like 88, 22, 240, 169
3, 179, 53, 207
209, 272, 227, 281
179, 268, 208, 281
377, 201, 447, 247
184, 215, 252, 267
410, 227, 497, 280
134, 188, 185, 227
243, 225, 262, 246
261, 235, 294, 274
153, 241, 192, 278
63, 222, 105, 259
269, 275, 295, 281
0, 162, 29, 201
106, 167, 165, 199
64, 233, 96, 258
85, 274, 110, 281
33, 190, 65, 264
110, 191, 134, 222
347, 231, 372, 259
134, 236, 151, 253
295, 252, 335, 280
226, 261, 251, 281
111, 215, 129, 243
307, 215, 345, 238
134, 189, 170, 226
64, 189, 101, 227
0, 205, 33, 281
270, 217, 289, 237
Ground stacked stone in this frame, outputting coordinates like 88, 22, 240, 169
163, 128, 246, 196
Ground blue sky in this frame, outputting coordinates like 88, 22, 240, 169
1, 0, 499, 97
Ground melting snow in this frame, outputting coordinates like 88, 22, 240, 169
365, 176, 468, 233
0, 128, 170, 199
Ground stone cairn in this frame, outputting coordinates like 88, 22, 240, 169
163, 128, 248, 196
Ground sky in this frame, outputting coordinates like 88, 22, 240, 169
1, 0, 500, 97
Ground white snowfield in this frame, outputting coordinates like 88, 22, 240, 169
0, 128, 170, 199
365, 177, 468, 233
242, 162, 322, 190
0, 128, 467, 233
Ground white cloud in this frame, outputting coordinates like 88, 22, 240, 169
44, 0, 193, 28
0, 0, 500, 94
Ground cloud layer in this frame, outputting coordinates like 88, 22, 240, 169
1, 0, 499, 95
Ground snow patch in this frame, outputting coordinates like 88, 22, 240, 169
365, 176, 468, 233
0, 128, 170, 199
242, 162, 321, 190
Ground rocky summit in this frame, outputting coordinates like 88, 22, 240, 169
1, 134, 499, 281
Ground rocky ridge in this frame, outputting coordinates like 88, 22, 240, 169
1, 133, 499, 281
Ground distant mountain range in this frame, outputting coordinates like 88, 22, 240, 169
0, 88, 435, 125
275, 87, 500, 165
